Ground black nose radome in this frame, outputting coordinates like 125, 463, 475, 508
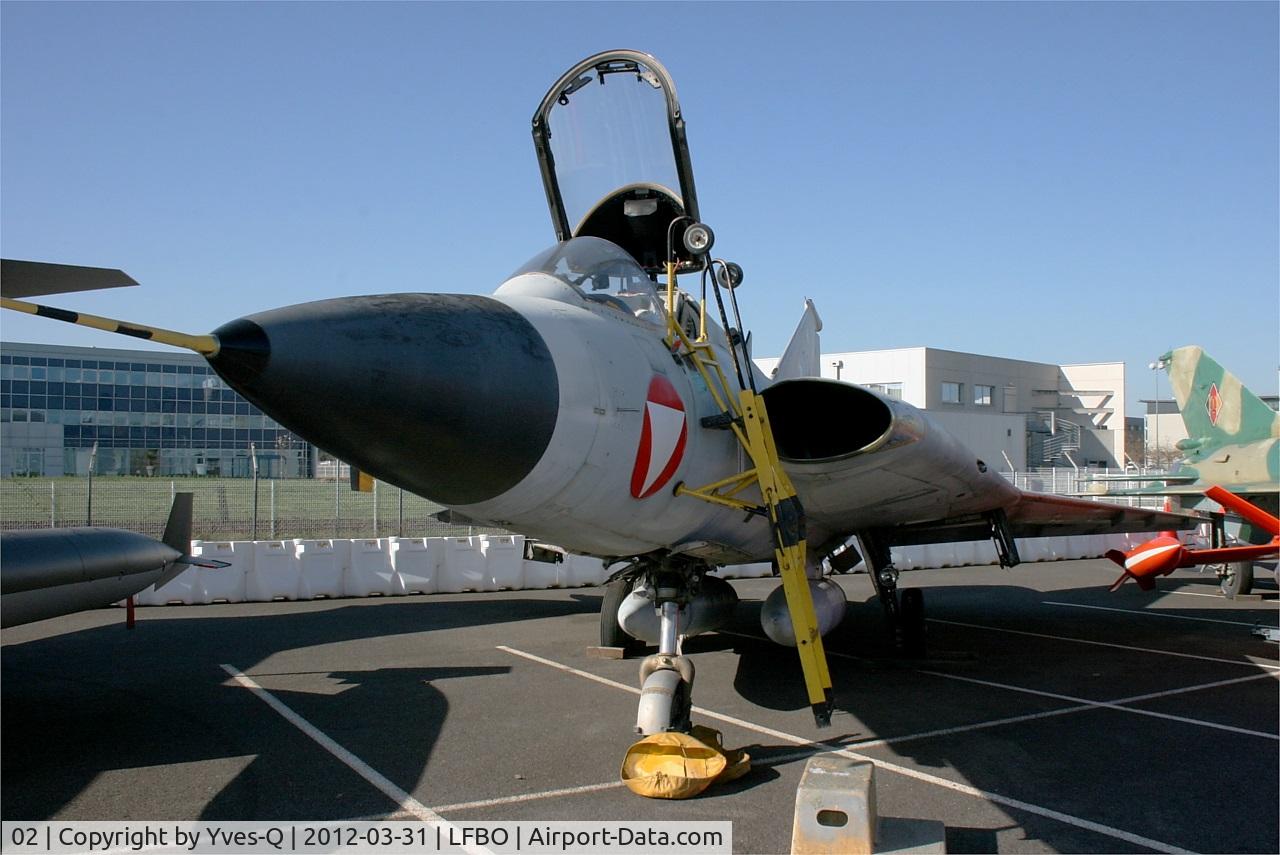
209, 293, 559, 506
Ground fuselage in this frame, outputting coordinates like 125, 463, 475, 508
201, 236, 1019, 565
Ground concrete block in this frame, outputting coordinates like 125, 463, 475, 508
792, 756, 877, 854
791, 755, 946, 855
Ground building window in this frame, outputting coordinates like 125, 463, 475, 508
867, 382, 904, 400
941, 381, 963, 404
974, 384, 994, 406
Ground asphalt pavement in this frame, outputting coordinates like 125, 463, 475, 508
3, 558, 1277, 853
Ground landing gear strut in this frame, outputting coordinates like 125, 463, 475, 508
636, 600, 695, 734
609, 558, 702, 735
859, 531, 926, 656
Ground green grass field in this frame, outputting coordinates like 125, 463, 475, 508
0, 476, 501, 541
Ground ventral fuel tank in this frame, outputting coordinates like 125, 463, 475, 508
760, 578, 848, 647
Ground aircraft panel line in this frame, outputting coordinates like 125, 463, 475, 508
928, 618, 1280, 669
1043, 600, 1279, 627
497, 646, 1192, 855
220, 664, 491, 855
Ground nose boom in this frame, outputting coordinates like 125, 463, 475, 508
209, 293, 560, 506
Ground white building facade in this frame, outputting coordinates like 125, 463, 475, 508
755, 347, 1127, 472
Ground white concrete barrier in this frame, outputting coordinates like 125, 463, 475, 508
295, 539, 344, 599
247, 540, 301, 601
481, 534, 524, 590
522, 558, 565, 589
390, 537, 437, 595
894, 545, 922, 570
715, 562, 773, 579
346, 538, 398, 596
134, 521, 1156, 613
438, 536, 489, 593
563, 553, 607, 587
136, 566, 200, 606
192, 539, 250, 603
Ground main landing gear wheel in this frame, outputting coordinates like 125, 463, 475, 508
899, 587, 927, 657
600, 577, 635, 648
863, 540, 928, 658
1220, 561, 1254, 599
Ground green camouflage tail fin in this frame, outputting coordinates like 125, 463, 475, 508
1163, 346, 1279, 446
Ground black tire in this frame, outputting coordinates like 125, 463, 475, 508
899, 587, 927, 657
670, 677, 692, 733
1220, 561, 1254, 599
600, 577, 634, 648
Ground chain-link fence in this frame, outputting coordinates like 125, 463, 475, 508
0, 476, 509, 541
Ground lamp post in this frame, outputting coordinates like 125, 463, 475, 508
1148, 359, 1167, 470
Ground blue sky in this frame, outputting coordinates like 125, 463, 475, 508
3, 2, 1276, 415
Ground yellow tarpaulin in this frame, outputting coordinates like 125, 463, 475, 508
621, 728, 751, 799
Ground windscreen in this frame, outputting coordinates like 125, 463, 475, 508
510, 237, 665, 324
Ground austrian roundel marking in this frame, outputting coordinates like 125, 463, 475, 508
630, 375, 688, 499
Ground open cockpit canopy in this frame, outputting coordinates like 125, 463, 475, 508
533, 50, 702, 276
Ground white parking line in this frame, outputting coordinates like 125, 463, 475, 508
929, 618, 1280, 669
1164, 588, 1235, 599
721, 627, 1279, 738
429, 747, 831, 813
497, 646, 1191, 855
1043, 600, 1277, 627
432, 781, 625, 813
914, 670, 1279, 740
220, 664, 489, 855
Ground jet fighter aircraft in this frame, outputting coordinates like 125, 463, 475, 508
1085, 346, 1279, 595
2, 50, 1200, 735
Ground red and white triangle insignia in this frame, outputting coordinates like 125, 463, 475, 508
1206, 383, 1222, 426
630, 375, 688, 499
